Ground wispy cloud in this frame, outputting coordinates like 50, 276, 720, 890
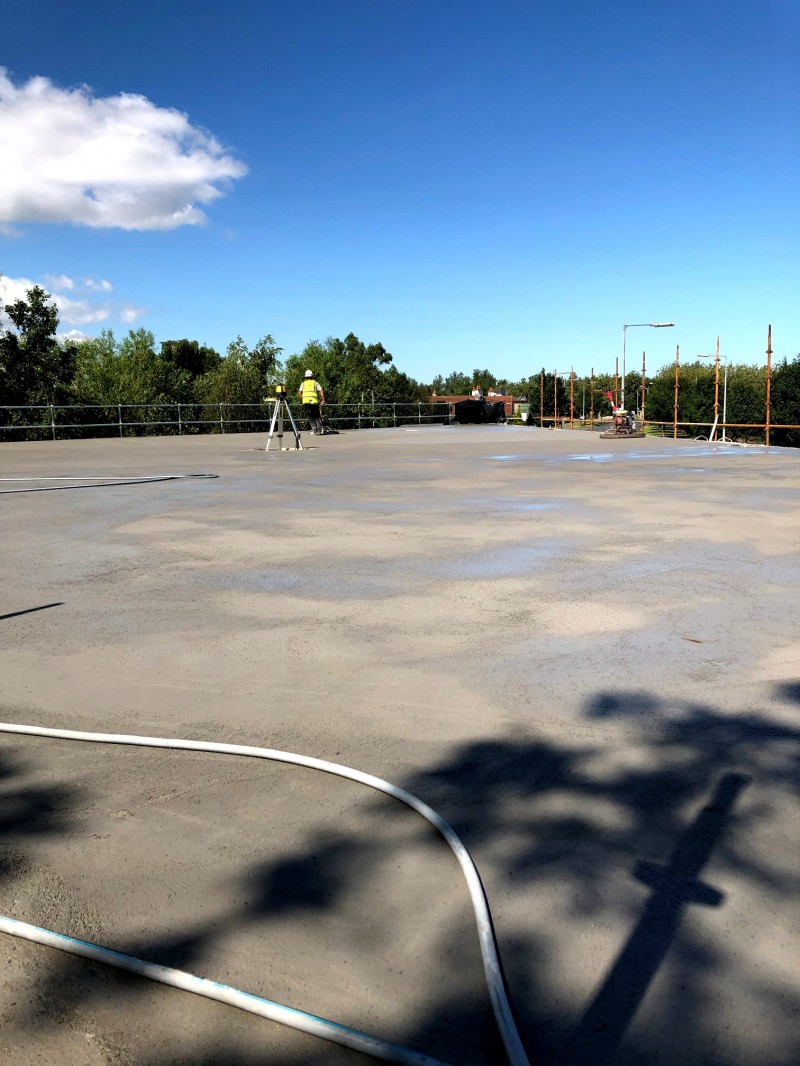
43, 273, 74, 290
84, 277, 113, 292
0, 68, 247, 231
0, 273, 144, 331
120, 304, 147, 324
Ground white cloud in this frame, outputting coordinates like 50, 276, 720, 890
44, 273, 74, 290
0, 68, 247, 230
58, 328, 90, 343
0, 274, 32, 330
0, 273, 35, 303
55, 292, 111, 325
84, 277, 113, 292
120, 304, 147, 324
1, 272, 139, 330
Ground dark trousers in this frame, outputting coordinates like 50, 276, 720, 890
303, 403, 322, 432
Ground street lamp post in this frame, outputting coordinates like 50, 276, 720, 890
622, 322, 675, 410
698, 348, 729, 442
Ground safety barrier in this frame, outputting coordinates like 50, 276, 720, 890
0, 402, 452, 442
4, 403, 794, 445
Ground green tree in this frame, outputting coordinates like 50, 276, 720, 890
370, 364, 427, 404
118, 328, 187, 405
160, 339, 222, 381
0, 285, 77, 407
249, 334, 283, 383
75, 328, 187, 405
72, 328, 192, 434
644, 360, 767, 440
771, 356, 800, 447
725, 365, 767, 440
73, 329, 119, 402
193, 335, 283, 429
286, 333, 400, 404
431, 371, 474, 395
283, 333, 427, 426
667, 362, 716, 430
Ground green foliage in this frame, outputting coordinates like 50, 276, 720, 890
643, 367, 675, 425
642, 360, 769, 439
431, 369, 499, 395
0, 285, 77, 407
74, 328, 188, 406
771, 357, 800, 447
511, 370, 575, 420
284, 332, 425, 410
160, 339, 222, 379
193, 335, 284, 429
248, 334, 283, 383
644, 361, 716, 429
725, 364, 767, 439
71, 331, 282, 432
73, 329, 120, 403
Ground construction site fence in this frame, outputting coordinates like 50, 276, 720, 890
0, 401, 453, 442
3, 404, 798, 446
531, 413, 798, 445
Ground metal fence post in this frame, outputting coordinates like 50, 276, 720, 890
118, 404, 123, 437
418, 402, 422, 424
219, 403, 224, 434
358, 403, 362, 430
177, 403, 182, 435
393, 403, 397, 428
50, 405, 56, 442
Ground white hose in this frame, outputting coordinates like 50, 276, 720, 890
0, 914, 445, 1066
0, 722, 530, 1066
0, 474, 218, 494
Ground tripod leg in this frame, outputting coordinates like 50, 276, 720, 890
285, 401, 304, 450
265, 400, 280, 451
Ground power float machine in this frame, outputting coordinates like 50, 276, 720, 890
599, 390, 645, 439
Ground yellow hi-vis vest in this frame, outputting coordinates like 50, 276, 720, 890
301, 379, 321, 403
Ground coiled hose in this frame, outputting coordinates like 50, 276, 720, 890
0, 722, 530, 1066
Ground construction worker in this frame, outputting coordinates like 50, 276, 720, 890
298, 369, 326, 435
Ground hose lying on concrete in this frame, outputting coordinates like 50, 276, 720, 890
0, 913, 446, 1066
0, 474, 219, 494
0, 722, 530, 1066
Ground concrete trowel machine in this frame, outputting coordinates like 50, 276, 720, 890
599, 390, 646, 439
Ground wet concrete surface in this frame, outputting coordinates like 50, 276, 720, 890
1, 425, 798, 1065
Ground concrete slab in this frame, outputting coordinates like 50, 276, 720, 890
1, 426, 798, 1065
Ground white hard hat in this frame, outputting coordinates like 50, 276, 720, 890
304, 370, 313, 378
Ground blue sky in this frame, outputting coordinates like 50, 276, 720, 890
1, 0, 798, 382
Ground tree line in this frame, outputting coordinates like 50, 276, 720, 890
0, 284, 431, 437
2, 284, 798, 445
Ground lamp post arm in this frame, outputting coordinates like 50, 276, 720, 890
621, 323, 675, 411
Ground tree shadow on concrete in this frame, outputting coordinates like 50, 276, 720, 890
567, 770, 750, 1066
390, 688, 799, 1065
3, 686, 799, 1065
0, 744, 80, 883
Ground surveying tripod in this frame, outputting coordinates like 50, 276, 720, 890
265, 385, 303, 451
